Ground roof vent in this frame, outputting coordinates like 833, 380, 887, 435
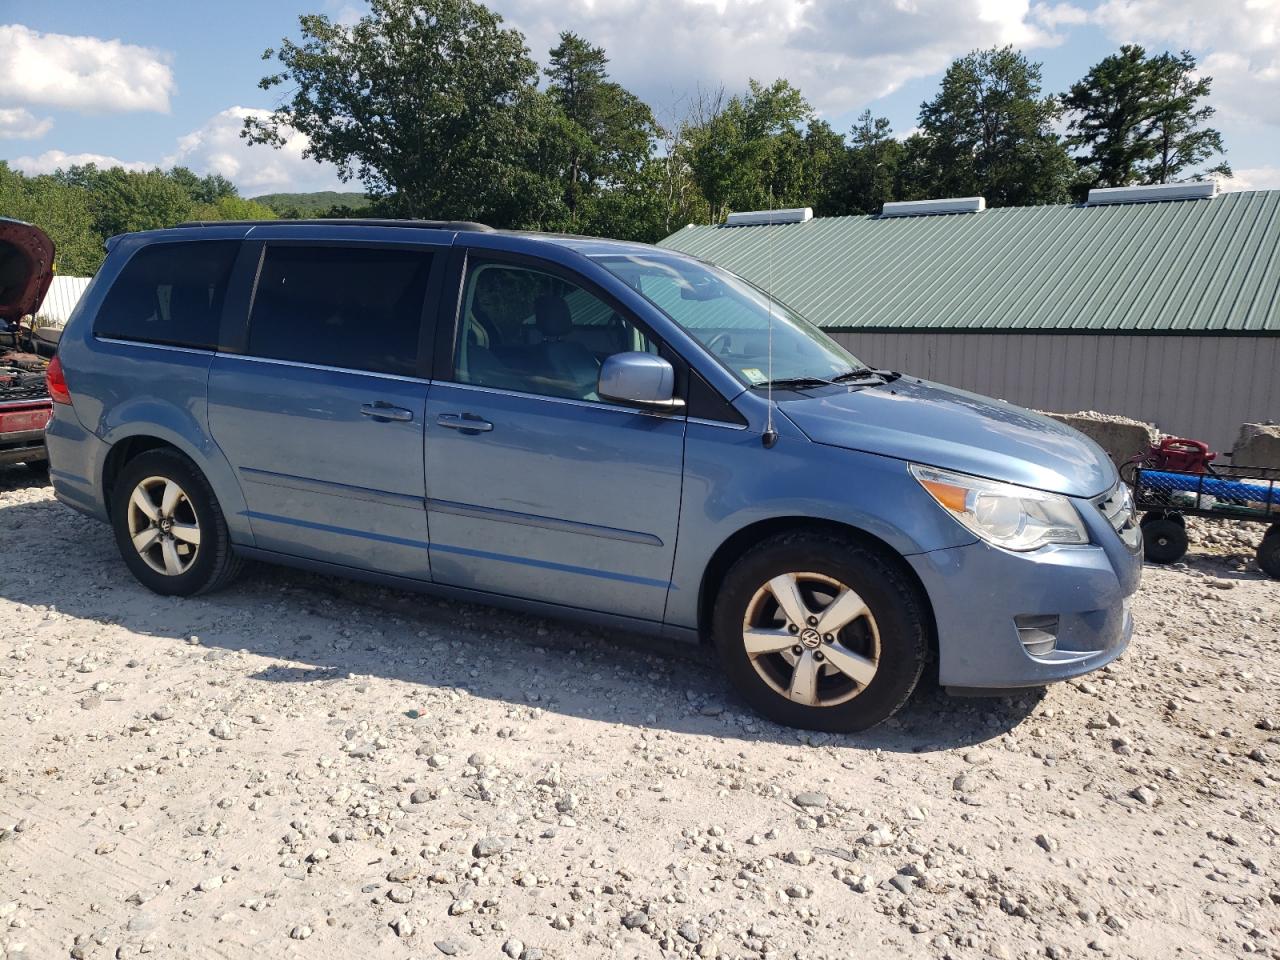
1086, 182, 1217, 205
723, 207, 813, 227
880, 197, 985, 218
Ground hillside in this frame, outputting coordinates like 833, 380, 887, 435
249, 191, 371, 217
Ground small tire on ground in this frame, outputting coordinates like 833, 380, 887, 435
109, 447, 242, 596
1257, 526, 1280, 580
711, 531, 928, 733
1142, 517, 1189, 564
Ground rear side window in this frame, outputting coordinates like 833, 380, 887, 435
95, 240, 239, 349
248, 245, 434, 376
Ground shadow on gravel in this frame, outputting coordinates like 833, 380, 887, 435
0, 467, 1040, 754
0, 463, 50, 493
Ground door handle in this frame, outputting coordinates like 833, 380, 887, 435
436, 413, 494, 433
360, 402, 414, 422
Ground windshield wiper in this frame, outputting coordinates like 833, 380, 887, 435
830, 367, 883, 383
753, 376, 833, 390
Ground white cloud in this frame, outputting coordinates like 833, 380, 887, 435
1033, 2, 1091, 28
0, 107, 52, 140
487, 0, 1067, 117
11, 108, 342, 195
1091, 0, 1280, 127
1218, 166, 1280, 191
164, 106, 346, 195
0, 24, 174, 113
12, 149, 151, 175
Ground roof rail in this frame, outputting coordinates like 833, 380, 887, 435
1085, 182, 1217, 205
174, 218, 494, 232
724, 207, 813, 227
881, 197, 985, 218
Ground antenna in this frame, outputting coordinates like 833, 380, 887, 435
761, 194, 778, 449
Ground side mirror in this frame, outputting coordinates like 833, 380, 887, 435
598, 352, 684, 409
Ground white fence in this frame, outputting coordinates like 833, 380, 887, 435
34, 275, 91, 327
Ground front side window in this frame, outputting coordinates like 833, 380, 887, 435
248, 245, 434, 376
454, 261, 655, 402
593, 252, 865, 388
95, 240, 239, 349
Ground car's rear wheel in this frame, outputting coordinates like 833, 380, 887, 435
712, 532, 928, 732
109, 448, 241, 596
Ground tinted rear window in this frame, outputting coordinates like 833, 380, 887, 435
247, 245, 435, 376
95, 240, 239, 349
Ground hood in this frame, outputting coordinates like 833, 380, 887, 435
781, 376, 1117, 498
0, 219, 56, 323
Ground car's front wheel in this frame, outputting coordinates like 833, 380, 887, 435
712, 532, 928, 732
109, 448, 242, 596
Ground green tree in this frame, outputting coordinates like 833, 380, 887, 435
1146, 51, 1230, 183
188, 195, 279, 222
1064, 45, 1229, 188
544, 31, 656, 229
894, 133, 936, 202
685, 79, 817, 222
168, 167, 240, 205
916, 46, 1074, 206
245, 0, 564, 227
825, 111, 904, 215
799, 118, 850, 217
0, 162, 101, 275
54, 165, 197, 238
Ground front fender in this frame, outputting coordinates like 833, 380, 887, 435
664, 421, 975, 629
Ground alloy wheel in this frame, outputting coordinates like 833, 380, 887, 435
126, 476, 201, 576
741, 572, 880, 707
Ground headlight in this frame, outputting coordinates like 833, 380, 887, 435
910, 464, 1088, 552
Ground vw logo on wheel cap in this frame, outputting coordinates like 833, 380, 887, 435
799, 628, 822, 649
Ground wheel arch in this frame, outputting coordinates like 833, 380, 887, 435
97, 424, 253, 545
695, 516, 938, 657
102, 435, 181, 504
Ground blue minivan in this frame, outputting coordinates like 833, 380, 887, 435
43, 219, 1142, 731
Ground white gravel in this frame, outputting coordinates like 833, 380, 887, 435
1, 468, 1277, 959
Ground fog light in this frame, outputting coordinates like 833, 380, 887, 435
1015, 615, 1059, 657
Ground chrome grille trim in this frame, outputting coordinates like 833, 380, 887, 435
1095, 482, 1141, 552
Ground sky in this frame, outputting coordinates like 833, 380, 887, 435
1, 0, 1277, 197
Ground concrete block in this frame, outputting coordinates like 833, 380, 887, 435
1040, 410, 1158, 471
1232, 422, 1280, 470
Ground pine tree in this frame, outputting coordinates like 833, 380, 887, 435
1064, 45, 1229, 188
916, 46, 1074, 206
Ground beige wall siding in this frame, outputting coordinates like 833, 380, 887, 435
828, 332, 1280, 455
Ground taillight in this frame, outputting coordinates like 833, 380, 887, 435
46, 354, 72, 405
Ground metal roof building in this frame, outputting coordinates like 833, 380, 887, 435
659, 187, 1280, 452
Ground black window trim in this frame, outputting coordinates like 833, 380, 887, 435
223, 237, 447, 380
432, 246, 693, 408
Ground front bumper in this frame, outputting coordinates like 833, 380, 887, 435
908, 503, 1142, 690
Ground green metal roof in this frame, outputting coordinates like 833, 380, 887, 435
657, 190, 1280, 334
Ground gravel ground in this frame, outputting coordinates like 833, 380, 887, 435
1, 467, 1277, 960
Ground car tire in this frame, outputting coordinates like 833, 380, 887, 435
1142, 517, 1189, 564
712, 532, 928, 733
109, 448, 242, 596
1257, 526, 1280, 580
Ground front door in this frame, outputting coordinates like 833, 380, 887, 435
424, 255, 685, 621
208, 241, 439, 579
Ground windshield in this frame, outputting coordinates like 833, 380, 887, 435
591, 252, 866, 387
